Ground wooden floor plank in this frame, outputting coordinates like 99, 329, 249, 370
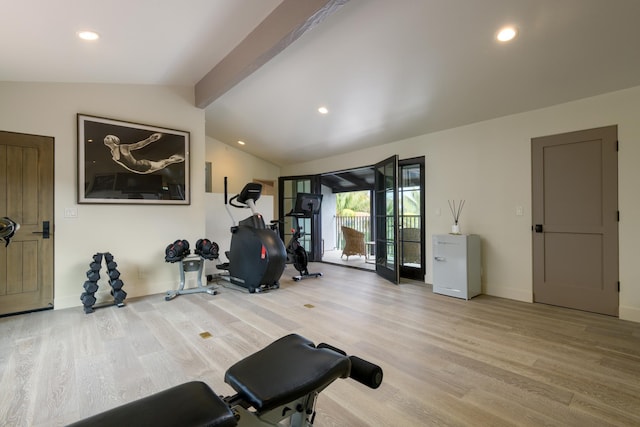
1, 262, 639, 426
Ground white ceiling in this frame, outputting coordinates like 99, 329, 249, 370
3, 0, 640, 166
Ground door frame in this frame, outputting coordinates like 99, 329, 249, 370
279, 155, 425, 284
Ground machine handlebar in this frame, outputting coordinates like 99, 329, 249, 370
317, 343, 383, 389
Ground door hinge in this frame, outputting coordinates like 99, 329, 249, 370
617, 211, 620, 222
616, 140, 619, 151
618, 281, 620, 292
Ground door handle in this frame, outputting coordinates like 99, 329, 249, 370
434, 256, 446, 261
534, 224, 543, 233
32, 221, 50, 239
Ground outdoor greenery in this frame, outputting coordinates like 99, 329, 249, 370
336, 191, 370, 216
336, 190, 421, 216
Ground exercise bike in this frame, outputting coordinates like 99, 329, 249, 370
285, 192, 323, 281
216, 179, 287, 293
69, 333, 383, 427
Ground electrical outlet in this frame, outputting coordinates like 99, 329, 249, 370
515, 206, 524, 216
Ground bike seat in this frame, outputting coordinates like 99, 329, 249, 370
224, 334, 351, 413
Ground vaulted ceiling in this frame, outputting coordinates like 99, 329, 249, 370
3, 0, 640, 166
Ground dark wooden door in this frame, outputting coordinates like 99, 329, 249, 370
532, 126, 618, 316
0, 131, 54, 315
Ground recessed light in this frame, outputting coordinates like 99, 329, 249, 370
78, 30, 100, 41
318, 106, 329, 115
496, 26, 517, 42
237, 140, 246, 146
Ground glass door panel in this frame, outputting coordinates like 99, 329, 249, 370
399, 158, 425, 281
374, 155, 399, 284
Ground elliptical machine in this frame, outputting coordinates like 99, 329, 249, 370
285, 192, 323, 281
217, 179, 286, 293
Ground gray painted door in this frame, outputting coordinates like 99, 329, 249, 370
532, 126, 618, 316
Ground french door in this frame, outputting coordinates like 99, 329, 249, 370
278, 155, 424, 285
374, 155, 399, 284
399, 157, 425, 281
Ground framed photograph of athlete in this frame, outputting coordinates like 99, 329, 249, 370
77, 114, 190, 204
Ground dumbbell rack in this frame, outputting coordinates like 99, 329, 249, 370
81, 252, 127, 314
165, 255, 218, 301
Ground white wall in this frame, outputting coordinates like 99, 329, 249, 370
205, 138, 280, 190
321, 185, 337, 251
205, 136, 281, 219
0, 82, 206, 309
281, 85, 640, 323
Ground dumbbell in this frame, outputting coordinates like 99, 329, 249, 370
83, 280, 99, 293
109, 279, 124, 291
80, 292, 96, 307
86, 270, 100, 282
195, 239, 219, 260
165, 239, 190, 261
108, 269, 120, 280
112, 289, 127, 303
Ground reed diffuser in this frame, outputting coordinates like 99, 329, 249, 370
448, 199, 465, 234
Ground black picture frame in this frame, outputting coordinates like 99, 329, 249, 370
77, 114, 190, 204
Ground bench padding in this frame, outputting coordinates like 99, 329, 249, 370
224, 334, 350, 412
67, 381, 236, 427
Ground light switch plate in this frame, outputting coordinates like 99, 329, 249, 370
64, 207, 78, 218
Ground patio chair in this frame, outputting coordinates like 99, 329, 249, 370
341, 226, 365, 260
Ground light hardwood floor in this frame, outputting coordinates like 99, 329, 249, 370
1, 263, 639, 426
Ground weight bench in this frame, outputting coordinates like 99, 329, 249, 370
68, 334, 382, 427
225, 334, 351, 414
67, 381, 235, 427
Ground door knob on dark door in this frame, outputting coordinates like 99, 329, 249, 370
534, 224, 543, 233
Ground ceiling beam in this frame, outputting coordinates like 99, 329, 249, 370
195, 0, 349, 108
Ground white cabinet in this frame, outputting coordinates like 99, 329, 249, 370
432, 234, 481, 300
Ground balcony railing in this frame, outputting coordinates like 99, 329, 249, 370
335, 215, 420, 249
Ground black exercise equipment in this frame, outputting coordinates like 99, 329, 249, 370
216, 179, 287, 293
68, 333, 383, 427
195, 238, 219, 260
80, 252, 126, 314
164, 239, 190, 262
165, 238, 219, 300
285, 192, 323, 281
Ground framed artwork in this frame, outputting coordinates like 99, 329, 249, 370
77, 114, 190, 204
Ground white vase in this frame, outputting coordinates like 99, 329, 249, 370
451, 224, 460, 234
